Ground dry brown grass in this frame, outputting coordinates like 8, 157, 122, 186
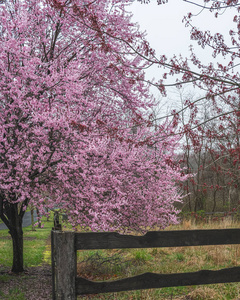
77, 218, 240, 299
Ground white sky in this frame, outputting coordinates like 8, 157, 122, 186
129, 0, 235, 60
129, 0, 196, 58
128, 0, 237, 112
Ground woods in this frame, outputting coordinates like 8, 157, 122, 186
136, 0, 240, 213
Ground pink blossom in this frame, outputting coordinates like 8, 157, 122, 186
0, 0, 187, 237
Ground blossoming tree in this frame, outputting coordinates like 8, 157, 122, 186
0, 0, 186, 273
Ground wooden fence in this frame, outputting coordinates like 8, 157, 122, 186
51, 229, 240, 300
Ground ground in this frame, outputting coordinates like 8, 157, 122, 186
2, 218, 240, 299
0, 265, 52, 300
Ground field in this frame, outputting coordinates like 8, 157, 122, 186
1, 216, 240, 299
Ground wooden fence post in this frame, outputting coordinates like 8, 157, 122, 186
52, 231, 76, 300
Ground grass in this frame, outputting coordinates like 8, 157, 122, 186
0, 215, 53, 300
76, 218, 240, 299
0, 216, 52, 269
1, 215, 240, 299
76, 243, 240, 299
0, 288, 26, 300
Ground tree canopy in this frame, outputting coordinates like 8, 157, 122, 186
0, 0, 186, 272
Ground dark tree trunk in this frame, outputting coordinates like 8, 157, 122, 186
31, 208, 36, 231
212, 190, 217, 213
194, 195, 204, 212
8, 204, 24, 273
0, 195, 28, 273
10, 223, 24, 273
36, 208, 41, 228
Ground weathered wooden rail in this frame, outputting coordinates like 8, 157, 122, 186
51, 229, 240, 299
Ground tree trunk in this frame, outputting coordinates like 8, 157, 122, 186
1, 202, 25, 273
36, 208, 41, 228
9, 224, 24, 273
212, 190, 217, 213
31, 208, 36, 231
7, 203, 24, 273
0, 195, 28, 273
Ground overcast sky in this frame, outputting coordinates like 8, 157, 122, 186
129, 1, 196, 58
127, 0, 236, 112
129, 1, 235, 59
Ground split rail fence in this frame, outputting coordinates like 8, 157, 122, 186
51, 229, 240, 300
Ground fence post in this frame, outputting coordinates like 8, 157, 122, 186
51, 231, 76, 300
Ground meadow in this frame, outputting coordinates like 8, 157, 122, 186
1, 215, 240, 299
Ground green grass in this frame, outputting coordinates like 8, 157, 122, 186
0, 215, 53, 300
76, 244, 240, 299
0, 288, 26, 300
1, 215, 240, 299
0, 216, 52, 269
75, 219, 240, 299
133, 249, 153, 263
